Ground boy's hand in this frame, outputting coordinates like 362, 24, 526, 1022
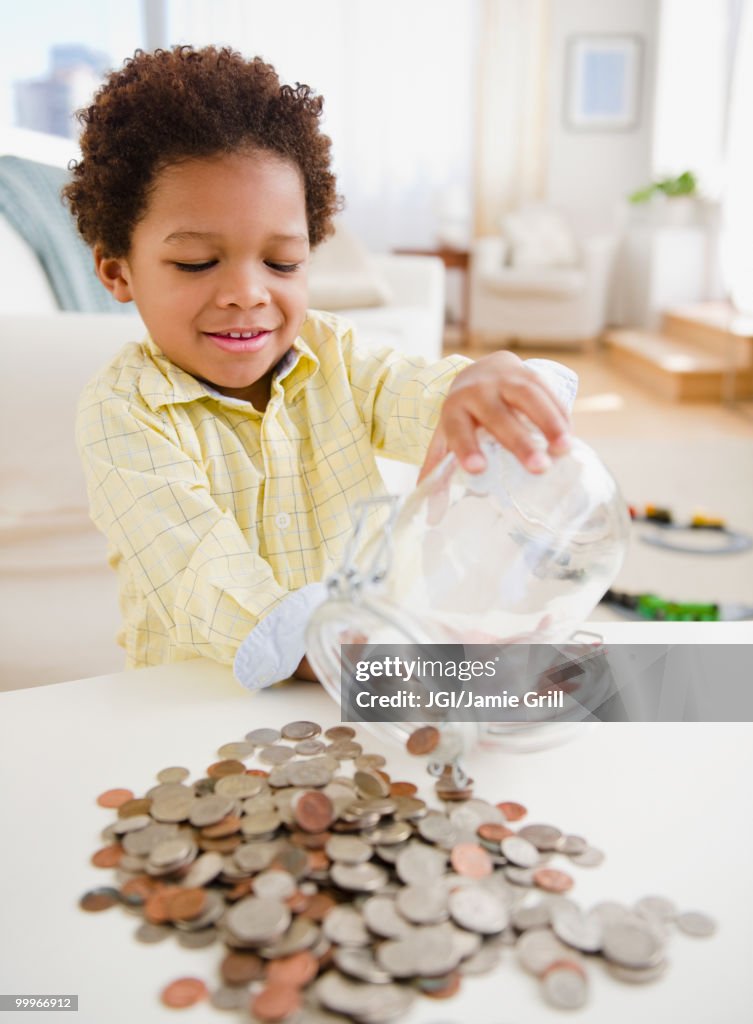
419, 352, 572, 482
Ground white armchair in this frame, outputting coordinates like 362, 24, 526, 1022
469, 231, 618, 348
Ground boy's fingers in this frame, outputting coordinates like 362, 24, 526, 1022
497, 377, 572, 454
418, 430, 449, 483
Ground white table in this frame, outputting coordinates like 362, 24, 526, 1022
1, 623, 752, 1024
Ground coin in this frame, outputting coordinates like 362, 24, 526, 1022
676, 910, 716, 937
569, 845, 605, 867
168, 888, 206, 922
477, 822, 515, 843
448, 884, 508, 934
517, 927, 574, 976
91, 844, 123, 868
406, 726, 440, 756
282, 720, 321, 741
135, 921, 171, 943
295, 739, 326, 756
607, 958, 669, 984
602, 919, 665, 968
518, 824, 563, 851
217, 741, 255, 759
156, 766, 191, 783
497, 801, 527, 821
542, 960, 588, 1010
390, 781, 418, 797
324, 726, 356, 741
245, 728, 282, 745
501, 836, 539, 869
220, 951, 263, 985
160, 977, 208, 1008
266, 950, 319, 987
227, 896, 291, 945
294, 791, 335, 833
97, 788, 134, 808
450, 843, 493, 879
534, 868, 574, 894
79, 888, 120, 912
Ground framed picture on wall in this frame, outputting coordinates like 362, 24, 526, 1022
565, 34, 643, 131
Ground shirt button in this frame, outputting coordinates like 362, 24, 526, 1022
275, 512, 291, 530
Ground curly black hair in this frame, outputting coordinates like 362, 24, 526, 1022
62, 45, 342, 257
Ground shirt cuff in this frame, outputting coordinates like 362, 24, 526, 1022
233, 583, 328, 691
524, 358, 579, 413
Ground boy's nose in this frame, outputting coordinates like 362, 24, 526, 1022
215, 265, 271, 309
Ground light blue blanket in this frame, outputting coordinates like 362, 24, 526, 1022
0, 155, 130, 314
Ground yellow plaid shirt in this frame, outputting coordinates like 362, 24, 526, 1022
76, 310, 469, 678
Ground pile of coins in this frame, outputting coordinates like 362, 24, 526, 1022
82, 720, 716, 1019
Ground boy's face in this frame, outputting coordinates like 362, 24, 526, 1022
95, 150, 310, 407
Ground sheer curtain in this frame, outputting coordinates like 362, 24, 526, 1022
162, 0, 478, 251
721, 0, 753, 315
473, 0, 549, 236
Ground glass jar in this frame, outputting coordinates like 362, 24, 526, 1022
306, 434, 630, 755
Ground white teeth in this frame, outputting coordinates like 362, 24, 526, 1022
225, 331, 260, 339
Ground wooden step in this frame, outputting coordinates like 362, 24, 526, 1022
662, 302, 753, 363
604, 328, 753, 401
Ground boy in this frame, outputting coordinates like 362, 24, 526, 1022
66, 45, 575, 690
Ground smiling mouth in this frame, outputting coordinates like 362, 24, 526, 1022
205, 329, 273, 353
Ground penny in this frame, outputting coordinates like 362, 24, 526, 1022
252, 983, 301, 1022
96, 788, 134, 808
160, 977, 208, 1008
79, 888, 119, 912
534, 868, 574, 894
406, 726, 440, 756
477, 822, 515, 843
266, 950, 319, 987
324, 725, 356, 741
91, 844, 123, 868
117, 797, 153, 818
220, 951, 263, 985
200, 814, 242, 838
168, 888, 206, 922
497, 801, 527, 821
390, 781, 418, 797
422, 970, 461, 999
450, 842, 493, 879
206, 759, 246, 778
294, 791, 335, 833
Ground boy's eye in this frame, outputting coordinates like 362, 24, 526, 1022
266, 262, 301, 273
174, 261, 217, 273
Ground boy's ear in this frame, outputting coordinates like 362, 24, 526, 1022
94, 245, 135, 303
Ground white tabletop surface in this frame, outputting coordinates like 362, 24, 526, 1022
1, 622, 752, 1024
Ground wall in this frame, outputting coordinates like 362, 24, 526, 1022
546, 0, 659, 235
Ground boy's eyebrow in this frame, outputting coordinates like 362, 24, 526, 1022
162, 230, 309, 245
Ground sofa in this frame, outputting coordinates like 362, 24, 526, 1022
468, 206, 617, 348
0, 132, 446, 689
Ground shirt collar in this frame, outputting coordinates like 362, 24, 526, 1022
138, 331, 320, 413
